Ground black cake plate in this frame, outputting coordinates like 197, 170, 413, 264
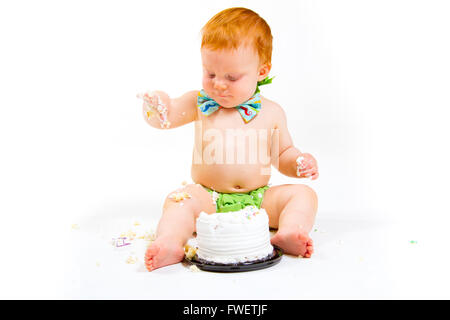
185, 246, 283, 273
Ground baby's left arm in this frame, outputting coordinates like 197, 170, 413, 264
272, 105, 319, 180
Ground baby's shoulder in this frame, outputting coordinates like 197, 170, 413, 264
261, 96, 286, 122
261, 96, 284, 112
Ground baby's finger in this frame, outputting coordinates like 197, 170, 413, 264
300, 168, 314, 176
303, 165, 314, 172
302, 169, 319, 179
301, 173, 313, 179
297, 167, 312, 177
306, 161, 317, 171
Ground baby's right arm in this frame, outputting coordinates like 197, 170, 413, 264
138, 90, 199, 129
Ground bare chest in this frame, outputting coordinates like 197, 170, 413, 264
195, 99, 276, 139
193, 100, 277, 165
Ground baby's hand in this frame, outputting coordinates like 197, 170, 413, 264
296, 153, 319, 180
137, 90, 171, 129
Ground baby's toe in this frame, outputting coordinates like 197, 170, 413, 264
145, 245, 160, 271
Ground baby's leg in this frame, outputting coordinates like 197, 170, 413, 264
145, 184, 216, 271
261, 184, 318, 257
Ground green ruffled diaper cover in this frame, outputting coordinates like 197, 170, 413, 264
203, 185, 270, 213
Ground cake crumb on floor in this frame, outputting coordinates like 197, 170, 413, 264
189, 265, 201, 272
126, 256, 138, 264
71, 224, 80, 230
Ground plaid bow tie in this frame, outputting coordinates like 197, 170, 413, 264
197, 89, 262, 123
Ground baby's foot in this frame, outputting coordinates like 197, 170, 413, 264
271, 227, 314, 258
144, 237, 185, 271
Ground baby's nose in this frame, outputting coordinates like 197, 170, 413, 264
213, 80, 227, 91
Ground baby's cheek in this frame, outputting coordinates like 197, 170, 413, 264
202, 79, 211, 91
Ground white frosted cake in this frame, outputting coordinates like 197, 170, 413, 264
195, 206, 274, 264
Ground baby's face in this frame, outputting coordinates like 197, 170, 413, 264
201, 45, 269, 108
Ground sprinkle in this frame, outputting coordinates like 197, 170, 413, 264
71, 224, 80, 230
113, 237, 131, 247
95, 261, 101, 267
410, 240, 418, 244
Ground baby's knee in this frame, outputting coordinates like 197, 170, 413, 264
163, 184, 205, 211
292, 184, 318, 202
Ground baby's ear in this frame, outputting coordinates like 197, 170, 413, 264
258, 62, 271, 81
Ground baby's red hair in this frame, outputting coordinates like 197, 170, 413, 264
201, 7, 273, 66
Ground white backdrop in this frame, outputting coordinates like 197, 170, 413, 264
1, 0, 449, 299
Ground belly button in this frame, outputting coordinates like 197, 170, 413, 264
235, 185, 241, 189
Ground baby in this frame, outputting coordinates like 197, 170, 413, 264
141, 7, 319, 271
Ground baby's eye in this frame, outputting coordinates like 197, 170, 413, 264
227, 76, 240, 82
208, 74, 215, 79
